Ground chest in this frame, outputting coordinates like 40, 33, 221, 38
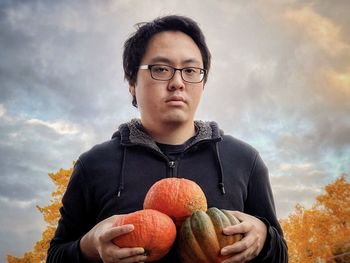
93, 147, 249, 221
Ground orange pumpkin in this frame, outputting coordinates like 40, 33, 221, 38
178, 207, 242, 263
112, 209, 176, 261
143, 178, 207, 226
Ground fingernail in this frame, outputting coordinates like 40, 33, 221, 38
125, 224, 134, 231
221, 248, 228, 255
137, 248, 145, 254
222, 228, 230, 235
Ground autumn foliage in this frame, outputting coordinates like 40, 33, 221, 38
6, 165, 350, 263
7, 166, 73, 263
280, 174, 350, 263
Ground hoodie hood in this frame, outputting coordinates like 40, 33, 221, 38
113, 119, 226, 196
115, 118, 222, 151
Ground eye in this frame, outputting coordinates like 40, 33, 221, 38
183, 68, 198, 75
152, 65, 170, 73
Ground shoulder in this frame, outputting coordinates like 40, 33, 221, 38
201, 120, 260, 161
219, 134, 268, 180
220, 134, 258, 157
79, 131, 123, 165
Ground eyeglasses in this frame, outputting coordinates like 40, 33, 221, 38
139, 64, 206, 83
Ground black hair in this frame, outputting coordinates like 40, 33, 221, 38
123, 15, 211, 107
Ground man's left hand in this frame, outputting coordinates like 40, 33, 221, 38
220, 211, 267, 263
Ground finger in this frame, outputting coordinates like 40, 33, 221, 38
223, 221, 252, 235
221, 251, 249, 263
229, 210, 251, 221
221, 243, 259, 263
103, 246, 146, 263
119, 254, 148, 263
100, 224, 134, 242
221, 241, 242, 256
221, 233, 257, 255
115, 247, 145, 259
99, 215, 120, 228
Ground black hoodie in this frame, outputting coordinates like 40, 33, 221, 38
47, 119, 288, 262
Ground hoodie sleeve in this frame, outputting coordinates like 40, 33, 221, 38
244, 153, 288, 262
47, 160, 96, 263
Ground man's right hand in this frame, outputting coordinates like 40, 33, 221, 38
80, 215, 147, 263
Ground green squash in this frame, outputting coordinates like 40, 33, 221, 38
178, 207, 242, 263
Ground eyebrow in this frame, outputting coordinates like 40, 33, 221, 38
148, 56, 202, 66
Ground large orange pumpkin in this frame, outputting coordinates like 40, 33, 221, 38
112, 209, 176, 261
178, 207, 242, 263
143, 178, 207, 226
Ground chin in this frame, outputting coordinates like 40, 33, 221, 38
162, 114, 189, 125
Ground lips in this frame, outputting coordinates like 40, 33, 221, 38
165, 96, 186, 103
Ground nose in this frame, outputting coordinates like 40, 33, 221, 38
167, 69, 185, 91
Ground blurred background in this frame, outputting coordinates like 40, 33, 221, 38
0, 0, 349, 260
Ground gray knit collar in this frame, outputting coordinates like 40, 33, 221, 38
119, 118, 221, 152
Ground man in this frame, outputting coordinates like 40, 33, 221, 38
47, 15, 288, 262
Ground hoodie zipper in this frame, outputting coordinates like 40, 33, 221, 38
124, 138, 221, 178
165, 138, 221, 178
168, 160, 177, 177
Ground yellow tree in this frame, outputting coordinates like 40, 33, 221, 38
280, 174, 350, 263
7, 166, 73, 263
8, 166, 350, 263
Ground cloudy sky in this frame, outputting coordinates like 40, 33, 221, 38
1, 0, 349, 260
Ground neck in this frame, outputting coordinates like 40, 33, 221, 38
141, 120, 196, 145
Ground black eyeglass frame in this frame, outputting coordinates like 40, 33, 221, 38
139, 64, 207, 83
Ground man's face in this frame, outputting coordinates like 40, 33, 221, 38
130, 31, 204, 128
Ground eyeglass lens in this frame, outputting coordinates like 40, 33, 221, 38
150, 65, 204, 83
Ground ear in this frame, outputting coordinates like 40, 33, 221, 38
129, 85, 136, 96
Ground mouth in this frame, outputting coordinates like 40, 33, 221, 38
165, 96, 186, 103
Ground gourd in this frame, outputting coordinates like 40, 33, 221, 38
178, 207, 242, 263
143, 178, 207, 226
112, 209, 176, 262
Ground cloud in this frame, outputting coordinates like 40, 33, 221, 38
0, 104, 6, 117
283, 5, 349, 56
196, 1, 350, 218
1, 0, 349, 259
0, 112, 94, 201
0, 0, 134, 130
270, 162, 327, 217
0, 111, 89, 260
26, 118, 80, 135
0, 197, 44, 261
324, 68, 350, 105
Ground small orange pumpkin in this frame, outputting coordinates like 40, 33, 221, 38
112, 209, 176, 261
178, 207, 242, 263
143, 178, 207, 226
